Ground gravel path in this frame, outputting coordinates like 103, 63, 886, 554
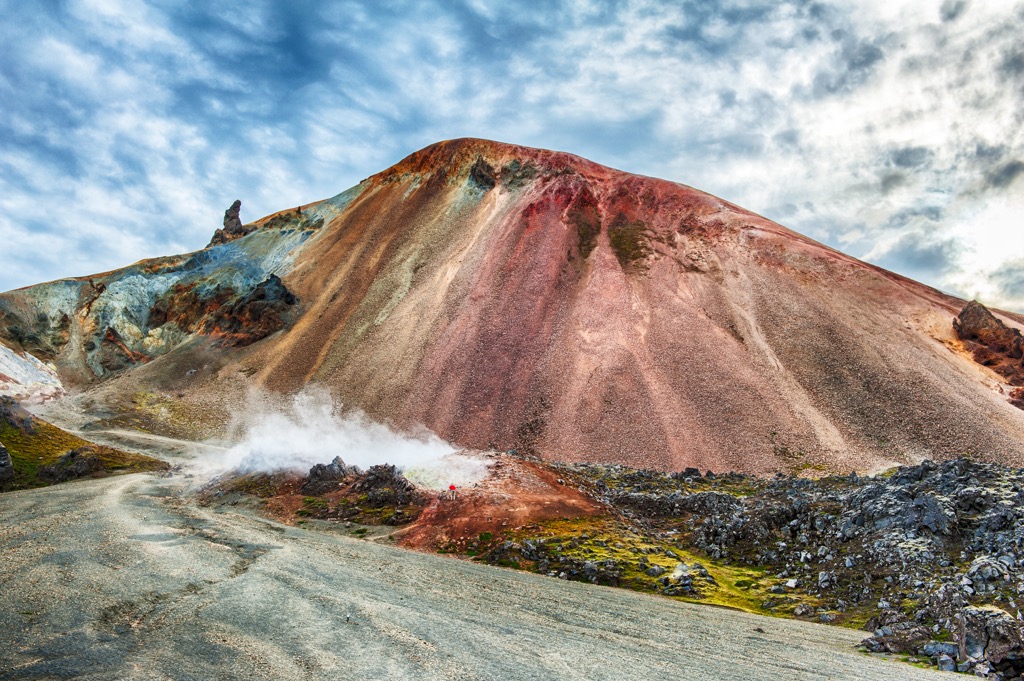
0, 472, 955, 680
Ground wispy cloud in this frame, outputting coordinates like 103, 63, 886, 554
0, 0, 1021, 311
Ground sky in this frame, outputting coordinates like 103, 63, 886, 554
1, 0, 1022, 311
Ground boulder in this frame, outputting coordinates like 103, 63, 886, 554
0, 396, 34, 434
958, 606, 1024, 676
860, 620, 932, 655
0, 442, 14, 482
921, 641, 958, 658
352, 464, 419, 507
302, 456, 359, 495
201, 275, 298, 347
38, 447, 105, 482
645, 564, 666, 577
967, 556, 1010, 593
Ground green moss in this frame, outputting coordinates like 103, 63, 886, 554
608, 215, 651, 268
218, 472, 285, 498
491, 516, 813, 617
1, 418, 166, 491
500, 159, 539, 188
570, 203, 601, 259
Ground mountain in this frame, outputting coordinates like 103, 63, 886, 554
2, 138, 1023, 473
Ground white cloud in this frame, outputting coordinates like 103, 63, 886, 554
0, 0, 1022, 312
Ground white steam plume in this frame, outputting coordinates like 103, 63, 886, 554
218, 388, 490, 490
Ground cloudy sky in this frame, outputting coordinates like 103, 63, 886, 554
1, 0, 1022, 310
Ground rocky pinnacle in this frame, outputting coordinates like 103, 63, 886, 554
223, 199, 243, 234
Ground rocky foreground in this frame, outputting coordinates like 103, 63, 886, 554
555, 458, 1024, 678
231, 453, 1024, 679
0, 469, 950, 681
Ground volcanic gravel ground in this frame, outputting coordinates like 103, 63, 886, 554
0, 467, 955, 680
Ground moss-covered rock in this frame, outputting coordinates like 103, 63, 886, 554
0, 397, 167, 491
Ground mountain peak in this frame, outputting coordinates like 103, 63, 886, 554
375, 137, 606, 186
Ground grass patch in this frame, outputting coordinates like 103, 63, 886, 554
1, 418, 167, 491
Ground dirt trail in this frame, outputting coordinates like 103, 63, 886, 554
0, 468, 955, 680
62, 427, 229, 463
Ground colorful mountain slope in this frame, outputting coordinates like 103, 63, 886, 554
2, 139, 1023, 473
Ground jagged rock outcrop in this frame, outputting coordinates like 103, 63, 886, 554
352, 464, 420, 507
301, 455, 360, 495
224, 199, 243, 233
203, 275, 298, 347
208, 199, 255, 246
146, 275, 298, 350
468, 157, 497, 190
955, 300, 1024, 386
954, 300, 1024, 411
865, 589, 1024, 677
0, 396, 34, 433
97, 327, 149, 373
0, 308, 71, 361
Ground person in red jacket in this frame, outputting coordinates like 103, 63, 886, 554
448, 484, 457, 501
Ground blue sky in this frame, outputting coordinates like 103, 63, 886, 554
1, 0, 1022, 311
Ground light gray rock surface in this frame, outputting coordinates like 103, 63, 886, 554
0, 468, 956, 680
